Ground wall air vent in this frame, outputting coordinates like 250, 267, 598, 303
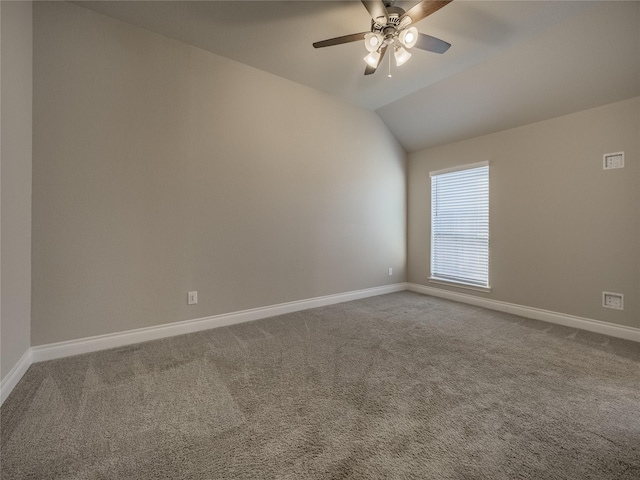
603, 152, 624, 170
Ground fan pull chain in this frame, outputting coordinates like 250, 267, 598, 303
388, 50, 392, 78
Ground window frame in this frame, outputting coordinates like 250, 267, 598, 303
429, 161, 491, 292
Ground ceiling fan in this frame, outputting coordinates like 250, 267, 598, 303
313, 0, 452, 75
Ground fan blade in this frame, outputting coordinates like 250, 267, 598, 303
313, 32, 369, 48
400, 0, 452, 25
361, 0, 388, 24
365, 45, 388, 75
414, 32, 451, 54
364, 63, 377, 75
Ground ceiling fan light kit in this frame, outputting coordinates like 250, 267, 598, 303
313, 0, 453, 76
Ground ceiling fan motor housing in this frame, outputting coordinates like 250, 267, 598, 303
372, 5, 407, 49
372, 6, 405, 31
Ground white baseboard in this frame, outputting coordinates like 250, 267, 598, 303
408, 283, 640, 342
0, 283, 405, 406
0, 348, 33, 405
3, 280, 637, 407
30, 283, 408, 364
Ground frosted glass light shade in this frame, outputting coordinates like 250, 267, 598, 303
364, 51, 381, 67
399, 27, 418, 49
364, 33, 383, 52
394, 47, 411, 66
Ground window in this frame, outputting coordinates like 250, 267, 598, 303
430, 162, 489, 290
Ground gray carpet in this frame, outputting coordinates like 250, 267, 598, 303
1, 292, 639, 479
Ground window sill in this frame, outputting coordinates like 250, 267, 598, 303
428, 277, 492, 293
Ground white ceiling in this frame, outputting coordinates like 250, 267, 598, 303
74, 1, 640, 153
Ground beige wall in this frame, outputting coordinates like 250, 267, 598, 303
1, 1, 33, 380
31, 2, 406, 345
408, 97, 640, 329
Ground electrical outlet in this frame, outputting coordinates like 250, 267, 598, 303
188, 291, 198, 305
388, 267, 393, 276
602, 292, 623, 310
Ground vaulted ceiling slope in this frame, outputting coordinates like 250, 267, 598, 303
74, 1, 640, 153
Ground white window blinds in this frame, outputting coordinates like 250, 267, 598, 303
430, 163, 489, 288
